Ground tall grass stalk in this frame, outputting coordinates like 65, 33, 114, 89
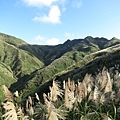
1, 68, 120, 120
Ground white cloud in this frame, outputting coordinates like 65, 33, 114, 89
22, 0, 67, 24
22, 0, 58, 7
34, 35, 60, 45
46, 38, 60, 45
33, 5, 61, 24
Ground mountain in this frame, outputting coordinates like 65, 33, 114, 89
0, 33, 44, 101
19, 36, 108, 65
19, 44, 120, 100
1, 33, 117, 100
0, 32, 120, 101
0, 33, 27, 47
19, 36, 120, 65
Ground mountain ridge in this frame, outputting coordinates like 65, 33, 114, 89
19, 36, 120, 65
0, 33, 44, 101
0, 32, 120, 101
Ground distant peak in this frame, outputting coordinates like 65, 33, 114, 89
64, 39, 71, 44
111, 37, 120, 40
84, 36, 93, 40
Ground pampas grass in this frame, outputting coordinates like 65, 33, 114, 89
104, 71, 113, 93
43, 80, 67, 120
2, 101, 18, 120
1, 67, 120, 120
64, 79, 75, 110
2, 85, 30, 120
2, 85, 13, 102
49, 80, 63, 102
2, 85, 17, 120
17, 107, 29, 120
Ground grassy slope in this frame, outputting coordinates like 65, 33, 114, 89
0, 61, 16, 102
32, 44, 120, 99
19, 36, 120, 65
0, 32, 27, 47
0, 32, 120, 101
0, 33, 44, 101
19, 37, 108, 65
57, 44, 120, 81
10, 39, 101, 95
1, 33, 120, 119
10, 37, 120, 98
0, 40, 44, 77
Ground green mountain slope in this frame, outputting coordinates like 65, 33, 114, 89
30, 44, 120, 99
57, 44, 120, 81
0, 40, 44, 77
19, 36, 119, 65
0, 32, 27, 47
10, 36, 120, 99
10, 38, 100, 95
0, 32, 120, 102
0, 33, 44, 101
0, 61, 16, 102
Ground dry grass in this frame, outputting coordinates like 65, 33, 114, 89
2, 101, 18, 120
1, 85, 29, 120
1, 67, 120, 120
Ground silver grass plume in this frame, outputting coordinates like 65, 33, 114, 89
64, 78, 76, 109
2, 85, 29, 120
63, 80, 66, 90
2, 85, 17, 120
75, 82, 87, 103
100, 93, 106, 103
104, 71, 113, 93
100, 68, 108, 91
35, 92, 41, 104
13, 91, 19, 98
17, 107, 29, 120
26, 96, 34, 116
64, 82, 75, 109
49, 80, 63, 102
93, 85, 100, 101
2, 101, 18, 120
2, 85, 13, 102
82, 74, 91, 82
43, 93, 66, 120
88, 91, 94, 101
81, 74, 93, 94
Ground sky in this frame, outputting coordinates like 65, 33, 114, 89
0, 0, 120, 45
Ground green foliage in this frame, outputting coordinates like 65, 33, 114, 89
0, 33, 44, 102
104, 37, 120, 48
66, 100, 119, 120
0, 62, 16, 102
19, 36, 112, 66
0, 32, 27, 47
10, 36, 120, 102
0, 33, 120, 119
19, 49, 44, 75
0, 40, 44, 76
1, 68, 120, 120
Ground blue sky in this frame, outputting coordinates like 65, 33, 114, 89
0, 0, 120, 45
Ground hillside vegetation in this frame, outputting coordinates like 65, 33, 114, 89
10, 36, 120, 100
0, 33, 44, 101
0, 32, 120, 119
1, 69, 120, 120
